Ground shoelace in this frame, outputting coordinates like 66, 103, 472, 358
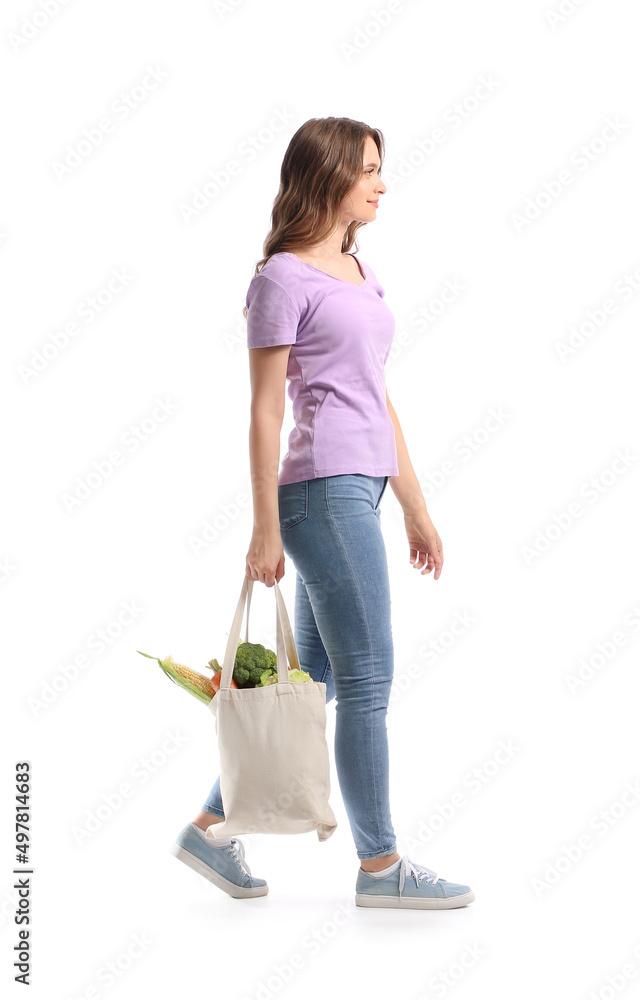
398, 856, 442, 895
227, 838, 253, 878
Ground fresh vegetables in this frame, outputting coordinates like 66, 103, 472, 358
210, 664, 239, 695
137, 651, 216, 704
283, 668, 312, 683
138, 640, 313, 707
260, 667, 312, 686
208, 640, 278, 689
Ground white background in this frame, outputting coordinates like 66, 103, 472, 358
3, 1, 640, 997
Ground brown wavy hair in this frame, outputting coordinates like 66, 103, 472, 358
241, 117, 384, 320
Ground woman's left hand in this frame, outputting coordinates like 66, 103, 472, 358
403, 508, 443, 580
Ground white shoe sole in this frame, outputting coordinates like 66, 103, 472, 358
355, 889, 475, 909
169, 844, 269, 898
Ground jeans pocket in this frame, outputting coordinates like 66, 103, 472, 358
278, 480, 308, 530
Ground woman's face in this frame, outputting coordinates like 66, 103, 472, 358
341, 135, 386, 224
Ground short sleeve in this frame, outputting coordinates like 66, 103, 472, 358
246, 274, 300, 348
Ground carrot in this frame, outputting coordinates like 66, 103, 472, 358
210, 664, 238, 693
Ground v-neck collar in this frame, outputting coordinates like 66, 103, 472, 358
282, 252, 367, 287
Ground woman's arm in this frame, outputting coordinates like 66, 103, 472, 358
246, 345, 291, 586
386, 389, 443, 579
386, 389, 428, 514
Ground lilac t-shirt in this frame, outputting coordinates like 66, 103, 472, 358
245, 251, 399, 486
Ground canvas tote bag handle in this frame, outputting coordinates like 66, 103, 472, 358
219, 576, 301, 690
273, 579, 301, 673
244, 581, 252, 643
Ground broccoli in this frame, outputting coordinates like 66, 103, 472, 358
234, 642, 278, 687
208, 641, 277, 688
208, 643, 313, 688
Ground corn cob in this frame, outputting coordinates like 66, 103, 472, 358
138, 650, 213, 704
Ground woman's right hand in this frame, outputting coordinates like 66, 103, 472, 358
246, 526, 285, 588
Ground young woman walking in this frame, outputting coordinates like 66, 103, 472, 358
171, 117, 475, 910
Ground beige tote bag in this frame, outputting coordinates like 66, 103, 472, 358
207, 575, 338, 842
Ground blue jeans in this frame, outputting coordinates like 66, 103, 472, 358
201, 473, 397, 861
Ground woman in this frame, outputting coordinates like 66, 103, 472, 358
171, 117, 475, 910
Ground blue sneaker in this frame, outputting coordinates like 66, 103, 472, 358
356, 855, 474, 909
170, 823, 268, 898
